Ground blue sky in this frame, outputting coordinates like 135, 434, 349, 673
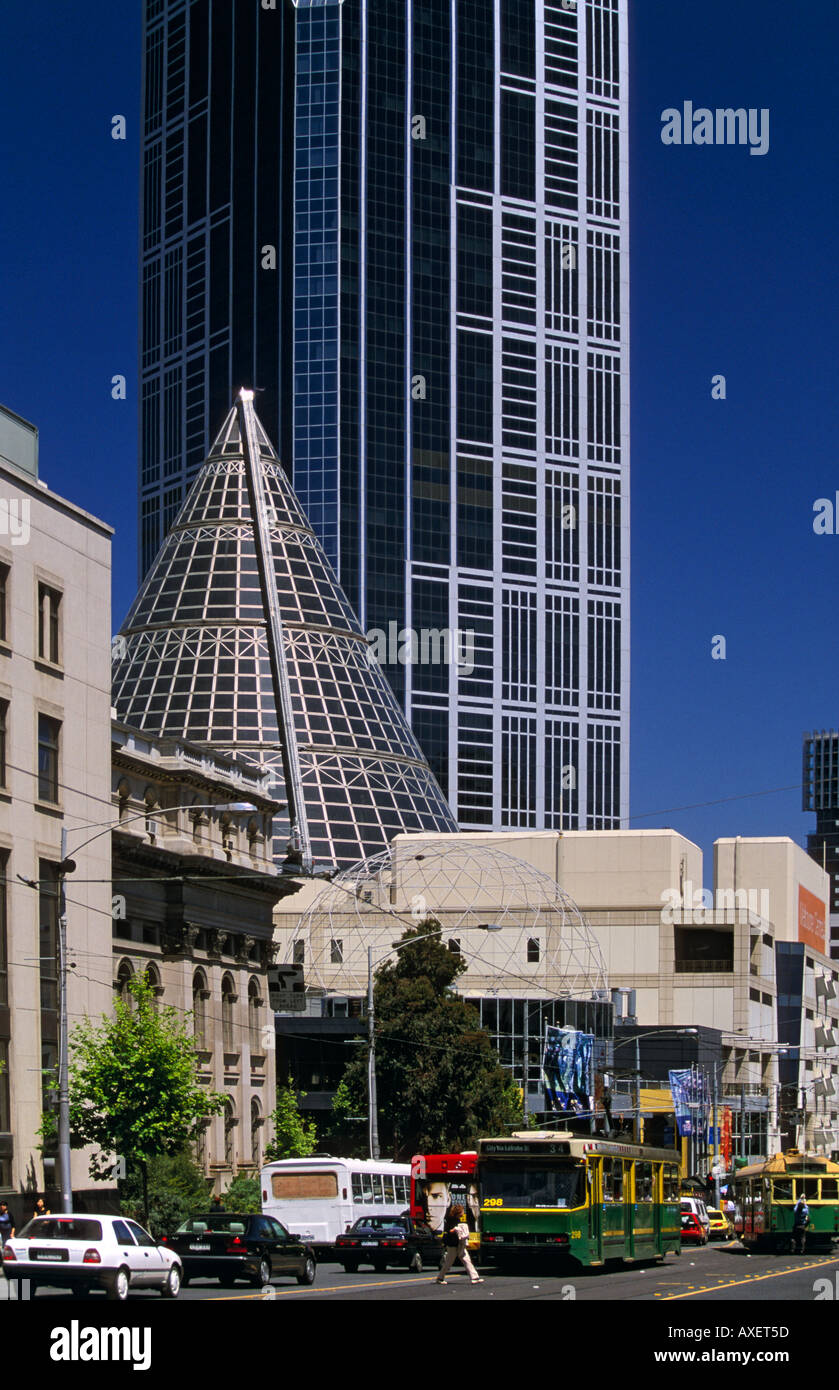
0, 0, 836, 874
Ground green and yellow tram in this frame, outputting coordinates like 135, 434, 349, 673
477, 1133, 681, 1268
732, 1150, 839, 1253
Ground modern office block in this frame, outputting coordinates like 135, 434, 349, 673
139, 0, 630, 832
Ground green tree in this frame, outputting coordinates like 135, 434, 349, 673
67, 972, 224, 1222
118, 1150, 210, 1238
221, 1174, 262, 1213
335, 919, 523, 1159
264, 1078, 318, 1162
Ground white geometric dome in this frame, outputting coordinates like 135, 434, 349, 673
292, 838, 608, 1000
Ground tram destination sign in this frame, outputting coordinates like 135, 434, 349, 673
481, 1141, 571, 1156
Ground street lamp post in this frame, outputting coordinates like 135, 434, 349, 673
29, 800, 258, 1212
366, 922, 502, 1160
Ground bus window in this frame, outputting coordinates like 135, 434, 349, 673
383, 1175, 395, 1203
397, 1176, 410, 1204
352, 1173, 363, 1202
271, 1172, 338, 1200
372, 1175, 384, 1204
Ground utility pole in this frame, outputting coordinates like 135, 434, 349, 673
368, 945, 378, 1160
57, 827, 73, 1213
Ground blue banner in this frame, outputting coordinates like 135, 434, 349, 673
542, 1027, 594, 1114
668, 1068, 708, 1137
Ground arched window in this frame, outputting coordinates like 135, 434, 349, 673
115, 959, 134, 1010
248, 977, 262, 1055
192, 969, 208, 1049
194, 1119, 208, 1174
224, 1099, 236, 1170
145, 963, 163, 1012
250, 1098, 262, 1168
221, 974, 237, 1053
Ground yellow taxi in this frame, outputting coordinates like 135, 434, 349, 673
706, 1206, 734, 1241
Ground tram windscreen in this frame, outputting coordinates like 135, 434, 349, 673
481, 1162, 585, 1209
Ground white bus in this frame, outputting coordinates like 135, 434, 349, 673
261, 1157, 412, 1254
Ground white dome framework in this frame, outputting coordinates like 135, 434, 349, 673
291, 840, 609, 1002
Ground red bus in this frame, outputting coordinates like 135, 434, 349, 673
410, 1152, 479, 1249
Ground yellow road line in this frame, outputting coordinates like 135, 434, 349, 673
658, 1255, 839, 1300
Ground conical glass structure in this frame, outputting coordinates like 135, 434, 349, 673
112, 391, 457, 869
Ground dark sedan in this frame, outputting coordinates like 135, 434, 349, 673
162, 1213, 316, 1288
333, 1216, 443, 1273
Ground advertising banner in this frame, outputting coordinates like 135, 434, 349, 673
542, 1026, 593, 1114
668, 1068, 708, 1137
798, 883, 826, 954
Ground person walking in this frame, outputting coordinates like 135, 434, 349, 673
435, 1205, 483, 1285
791, 1193, 809, 1254
0, 1201, 14, 1263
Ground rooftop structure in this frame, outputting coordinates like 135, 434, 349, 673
112, 391, 457, 871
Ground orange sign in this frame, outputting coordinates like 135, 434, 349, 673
798, 884, 826, 953
721, 1107, 732, 1168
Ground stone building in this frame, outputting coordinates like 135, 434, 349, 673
111, 722, 301, 1190
0, 403, 113, 1212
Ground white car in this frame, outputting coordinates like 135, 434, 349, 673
2, 1214, 183, 1300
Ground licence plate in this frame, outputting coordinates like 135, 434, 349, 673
32, 1251, 66, 1261
361, 1241, 377, 1247
190, 1243, 212, 1251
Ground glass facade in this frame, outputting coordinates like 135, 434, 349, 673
139, 0, 629, 832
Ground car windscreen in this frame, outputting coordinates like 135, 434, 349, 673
352, 1217, 407, 1232
175, 1216, 250, 1235
18, 1218, 103, 1241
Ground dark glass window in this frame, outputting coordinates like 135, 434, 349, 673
37, 716, 60, 803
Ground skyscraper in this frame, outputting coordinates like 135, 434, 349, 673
139, 0, 629, 833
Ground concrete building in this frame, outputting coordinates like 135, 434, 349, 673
0, 404, 113, 1209
802, 728, 839, 961
111, 723, 300, 1190
275, 827, 839, 1160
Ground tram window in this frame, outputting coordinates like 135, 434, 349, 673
795, 1178, 820, 1201
612, 1162, 623, 1203
664, 1168, 680, 1202
773, 1181, 792, 1202
821, 1180, 839, 1201
637, 1163, 653, 1202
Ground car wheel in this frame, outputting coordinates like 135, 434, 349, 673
251, 1258, 271, 1288
409, 1251, 423, 1273
296, 1256, 316, 1286
106, 1267, 130, 1302
161, 1265, 182, 1299
343, 1260, 359, 1274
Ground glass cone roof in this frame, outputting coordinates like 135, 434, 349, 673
113, 392, 457, 869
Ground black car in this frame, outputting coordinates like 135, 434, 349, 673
162, 1213, 316, 1288
333, 1216, 443, 1273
